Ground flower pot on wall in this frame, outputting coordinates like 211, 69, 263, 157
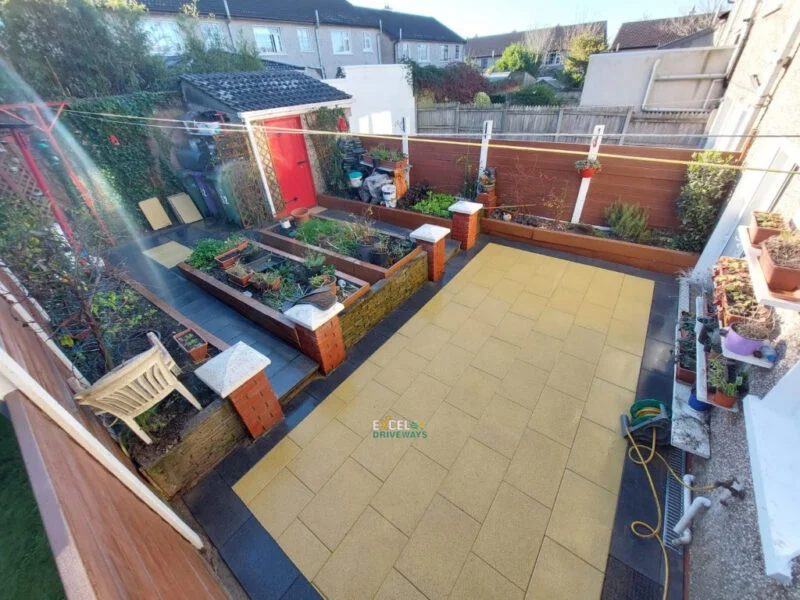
759, 243, 800, 291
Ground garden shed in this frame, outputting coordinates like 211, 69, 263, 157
180, 71, 352, 219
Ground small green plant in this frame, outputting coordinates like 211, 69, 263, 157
186, 235, 246, 270
411, 192, 455, 218
304, 251, 326, 271
177, 330, 204, 349
309, 272, 335, 288
575, 158, 602, 172
225, 263, 249, 278
605, 200, 649, 243
753, 211, 786, 229
366, 145, 406, 162
473, 91, 492, 105
708, 358, 743, 397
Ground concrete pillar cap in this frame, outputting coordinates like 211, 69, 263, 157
409, 224, 451, 244
448, 200, 484, 215
284, 302, 345, 332
195, 341, 270, 398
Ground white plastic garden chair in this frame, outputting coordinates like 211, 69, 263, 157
74, 341, 201, 444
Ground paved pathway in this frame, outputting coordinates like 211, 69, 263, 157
231, 243, 655, 599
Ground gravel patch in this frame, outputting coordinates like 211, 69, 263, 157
688, 308, 800, 600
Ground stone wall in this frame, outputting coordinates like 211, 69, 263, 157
142, 400, 248, 498
340, 253, 428, 348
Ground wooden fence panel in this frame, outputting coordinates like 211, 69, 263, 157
416, 104, 713, 149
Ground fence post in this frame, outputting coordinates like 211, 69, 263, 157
401, 116, 410, 186
570, 124, 604, 224
554, 108, 564, 143
619, 108, 633, 146
478, 120, 493, 178
454, 103, 460, 134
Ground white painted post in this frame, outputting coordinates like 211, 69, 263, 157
478, 119, 493, 179
401, 116, 410, 187
570, 124, 604, 224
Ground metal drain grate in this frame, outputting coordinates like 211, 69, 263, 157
663, 446, 687, 555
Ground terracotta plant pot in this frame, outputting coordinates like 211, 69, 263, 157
214, 241, 248, 269
173, 329, 208, 363
676, 365, 696, 385
291, 207, 311, 224
378, 158, 408, 171
759, 243, 800, 292
748, 212, 786, 245
226, 269, 253, 287
713, 390, 737, 409
579, 167, 597, 178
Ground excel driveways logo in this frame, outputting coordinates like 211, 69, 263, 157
372, 416, 427, 439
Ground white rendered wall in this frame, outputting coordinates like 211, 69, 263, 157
324, 64, 415, 135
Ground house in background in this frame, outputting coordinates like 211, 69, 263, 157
611, 14, 716, 52
139, 0, 464, 78
465, 21, 607, 72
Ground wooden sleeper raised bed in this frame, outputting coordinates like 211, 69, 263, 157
317, 194, 452, 231
258, 214, 424, 285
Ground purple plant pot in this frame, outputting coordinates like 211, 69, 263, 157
725, 327, 762, 356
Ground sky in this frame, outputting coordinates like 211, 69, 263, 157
351, 0, 712, 44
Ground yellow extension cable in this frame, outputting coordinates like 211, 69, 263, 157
624, 421, 717, 600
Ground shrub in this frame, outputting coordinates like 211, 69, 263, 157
411, 192, 456, 218
605, 200, 649, 243
473, 91, 492, 105
404, 59, 490, 103
489, 43, 540, 76
675, 151, 737, 252
507, 84, 562, 106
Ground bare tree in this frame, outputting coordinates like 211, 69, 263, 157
664, 2, 718, 37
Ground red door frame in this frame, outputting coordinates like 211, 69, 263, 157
262, 115, 317, 217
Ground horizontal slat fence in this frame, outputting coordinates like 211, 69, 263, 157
417, 104, 713, 148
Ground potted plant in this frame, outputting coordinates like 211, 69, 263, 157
304, 251, 326, 276
225, 263, 253, 287
173, 329, 208, 363
575, 158, 602, 179
366, 145, 408, 170
723, 319, 773, 356
251, 271, 281, 291
707, 357, 744, 409
349, 219, 377, 262
214, 240, 249, 269
309, 266, 337, 294
676, 336, 697, 384
369, 237, 389, 266
749, 211, 787, 245
760, 231, 800, 291
479, 168, 496, 192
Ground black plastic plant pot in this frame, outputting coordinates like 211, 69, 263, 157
369, 248, 388, 267
357, 242, 373, 262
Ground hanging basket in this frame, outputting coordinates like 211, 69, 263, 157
579, 167, 597, 179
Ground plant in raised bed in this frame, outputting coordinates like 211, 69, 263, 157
173, 329, 208, 363
575, 158, 601, 178
760, 231, 800, 292
304, 251, 327, 276
605, 200, 649, 243
251, 271, 281, 291
309, 271, 337, 294
749, 211, 787, 245
411, 192, 454, 218
398, 182, 433, 210
187, 235, 246, 271
225, 263, 253, 287
369, 236, 390, 267
707, 357, 744, 409
213, 236, 248, 269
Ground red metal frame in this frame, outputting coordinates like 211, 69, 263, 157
0, 102, 114, 245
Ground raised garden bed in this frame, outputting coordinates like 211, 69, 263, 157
318, 194, 452, 232
258, 214, 424, 284
481, 215, 698, 275
179, 240, 370, 347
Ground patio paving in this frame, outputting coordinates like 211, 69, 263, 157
232, 243, 654, 599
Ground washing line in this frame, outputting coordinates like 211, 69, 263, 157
63, 110, 800, 176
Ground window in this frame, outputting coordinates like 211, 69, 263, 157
297, 28, 313, 53
362, 31, 373, 52
254, 27, 284, 54
398, 42, 410, 60
142, 21, 183, 55
200, 22, 224, 48
441, 45, 449, 61
331, 30, 352, 54
417, 43, 429, 62
455, 45, 461, 60
480, 57, 488, 69
545, 51, 561, 65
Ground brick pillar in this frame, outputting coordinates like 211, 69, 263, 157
284, 302, 346, 375
410, 224, 450, 282
448, 200, 483, 250
194, 342, 282, 438
477, 189, 497, 212
228, 371, 283, 437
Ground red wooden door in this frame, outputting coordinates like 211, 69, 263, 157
263, 115, 317, 216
